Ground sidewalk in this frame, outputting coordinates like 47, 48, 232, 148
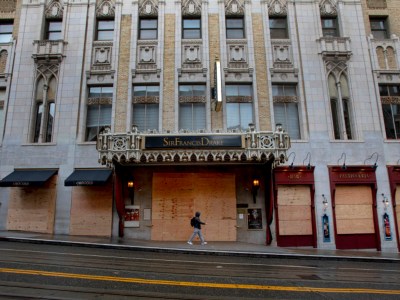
1, 230, 399, 263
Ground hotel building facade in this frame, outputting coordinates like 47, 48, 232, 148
0, 0, 399, 252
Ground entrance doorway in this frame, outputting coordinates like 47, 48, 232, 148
151, 172, 237, 241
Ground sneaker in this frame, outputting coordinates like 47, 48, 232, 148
187, 241, 193, 245
201, 242, 207, 245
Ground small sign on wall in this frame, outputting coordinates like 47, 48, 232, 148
322, 214, 330, 243
383, 213, 392, 241
125, 205, 140, 228
247, 208, 262, 230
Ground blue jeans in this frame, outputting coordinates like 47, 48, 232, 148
188, 228, 205, 243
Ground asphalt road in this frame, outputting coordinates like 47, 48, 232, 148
0, 241, 399, 299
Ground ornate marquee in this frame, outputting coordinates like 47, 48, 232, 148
97, 125, 291, 166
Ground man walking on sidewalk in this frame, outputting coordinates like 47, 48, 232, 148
187, 211, 207, 245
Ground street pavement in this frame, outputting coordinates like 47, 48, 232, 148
0, 230, 399, 263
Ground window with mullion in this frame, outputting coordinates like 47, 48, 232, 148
46, 20, 62, 40
86, 86, 113, 141
139, 18, 158, 40
133, 103, 159, 132
269, 17, 288, 39
178, 84, 206, 131
272, 84, 300, 139
183, 18, 201, 39
322, 17, 338, 37
226, 17, 245, 39
370, 17, 389, 39
380, 84, 400, 139
97, 19, 114, 41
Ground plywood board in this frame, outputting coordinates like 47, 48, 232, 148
335, 185, 375, 235
7, 176, 57, 234
69, 183, 113, 237
277, 185, 311, 206
151, 173, 236, 241
335, 186, 372, 205
279, 220, 313, 236
277, 185, 312, 236
336, 219, 375, 234
278, 205, 311, 221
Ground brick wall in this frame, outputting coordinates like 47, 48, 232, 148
252, 13, 271, 131
115, 15, 131, 133
162, 14, 175, 131
208, 14, 222, 130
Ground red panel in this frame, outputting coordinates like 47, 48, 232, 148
336, 234, 378, 250
277, 235, 314, 247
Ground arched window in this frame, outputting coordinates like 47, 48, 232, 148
32, 76, 57, 143
328, 74, 354, 140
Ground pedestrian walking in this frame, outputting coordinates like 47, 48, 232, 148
187, 211, 207, 245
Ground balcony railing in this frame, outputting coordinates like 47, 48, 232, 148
318, 37, 352, 60
97, 125, 291, 166
32, 40, 67, 62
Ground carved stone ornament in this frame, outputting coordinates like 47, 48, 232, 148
325, 60, 347, 78
139, 0, 158, 17
320, 0, 337, 17
45, 0, 63, 19
96, 0, 115, 18
268, 0, 287, 17
225, 0, 245, 16
182, 0, 201, 16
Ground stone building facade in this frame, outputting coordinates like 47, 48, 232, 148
0, 0, 399, 252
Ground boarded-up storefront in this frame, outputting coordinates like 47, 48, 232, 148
69, 184, 113, 237
274, 167, 316, 247
152, 173, 236, 241
330, 166, 379, 250
6, 175, 57, 234
387, 166, 400, 252
65, 169, 113, 237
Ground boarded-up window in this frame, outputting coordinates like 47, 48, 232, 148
335, 185, 374, 234
152, 173, 236, 241
277, 185, 312, 236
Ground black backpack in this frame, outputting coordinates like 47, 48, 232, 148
190, 217, 196, 227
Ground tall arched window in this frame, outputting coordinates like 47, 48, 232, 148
328, 74, 354, 140
32, 76, 57, 143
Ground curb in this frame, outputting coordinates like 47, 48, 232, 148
1, 236, 400, 263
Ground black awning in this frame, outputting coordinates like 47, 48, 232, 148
64, 169, 112, 186
0, 169, 58, 187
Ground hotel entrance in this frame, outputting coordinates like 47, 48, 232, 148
97, 125, 291, 243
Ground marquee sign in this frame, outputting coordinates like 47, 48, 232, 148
145, 135, 242, 149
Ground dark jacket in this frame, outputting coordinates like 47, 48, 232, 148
194, 216, 205, 229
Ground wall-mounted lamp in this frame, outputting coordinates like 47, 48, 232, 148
338, 153, 346, 170
287, 152, 296, 169
382, 193, 389, 210
252, 179, 260, 204
322, 194, 328, 211
303, 152, 311, 169
127, 179, 134, 205
364, 152, 378, 170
